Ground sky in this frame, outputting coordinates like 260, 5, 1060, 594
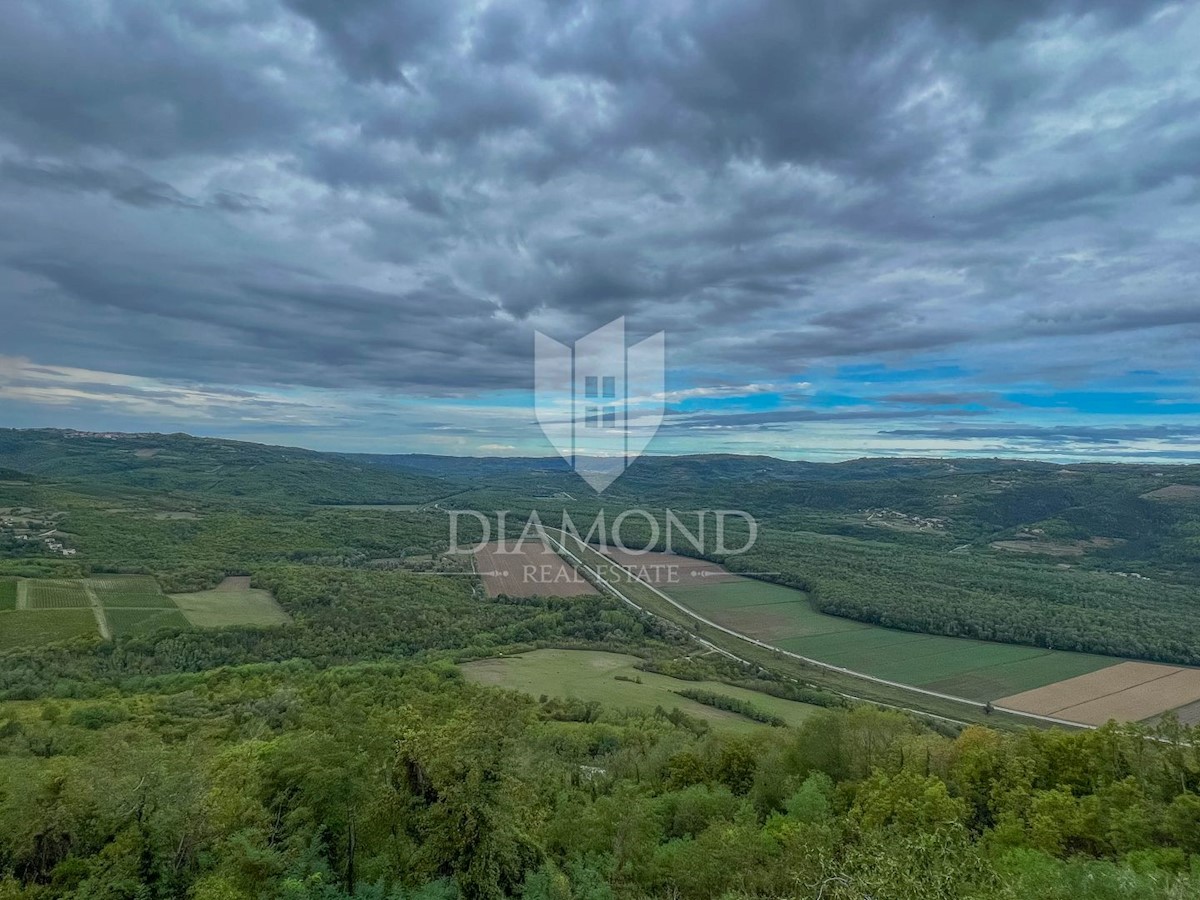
2, 0, 1200, 463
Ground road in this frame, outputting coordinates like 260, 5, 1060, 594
544, 528, 1092, 731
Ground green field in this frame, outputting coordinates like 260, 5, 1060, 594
87, 575, 176, 608
105, 607, 192, 637
171, 579, 290, 627
1, 577, 195, 644
26, 580, 90, 609
2, 574, 285, 645
668, 578, 1119, 702
461, 649, 821, 732
0, 609, 97, 650
90, 576, 193, 637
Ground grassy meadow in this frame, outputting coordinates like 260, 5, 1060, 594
171, 576, 290, 627
105, 607, 191, 637
461, 648, 821, 732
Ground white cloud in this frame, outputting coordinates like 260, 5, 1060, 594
652, 382, 812, 403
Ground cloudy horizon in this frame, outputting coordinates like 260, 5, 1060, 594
3, 0, 1200, 462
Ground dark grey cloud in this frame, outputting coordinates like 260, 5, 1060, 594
1, 159, 194, 208
1, 157, 269, 212
1023, 299, 1200, 338
0, 1, 312, 158
285, 0, 461, 85
0, 0, 1197, 436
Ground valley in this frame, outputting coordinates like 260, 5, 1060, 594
3, 429, 1200, 898
5, 429, 1200, 729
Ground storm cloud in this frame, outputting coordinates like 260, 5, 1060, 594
1, 0, 1198, 458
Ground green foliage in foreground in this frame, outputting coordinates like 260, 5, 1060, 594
1, 663, 1200, 900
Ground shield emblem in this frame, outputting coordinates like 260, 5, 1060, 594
534, 317, 665, 492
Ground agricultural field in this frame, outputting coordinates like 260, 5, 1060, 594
989, 536, 1120, 557
1165, 698, 1200, 726
1140, 483, 1200, 501
105, 607, 192, 638
0, 609, 97, 650
27, 579, 90, 609
87, 575, 176, 608
997, 662, 1200, 726
0, 576, 199, 647
474, 541, 597, 598
0, 573, 294, 646
654, 562, 1126, 707
597, 547, 739, 586
460, 649, 820, 732
0, 579, 16, 611
89, 575, 212, 636
171, 576, 290, 627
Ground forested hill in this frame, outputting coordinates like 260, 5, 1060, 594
363, 448, 1200, 584
363, 448, 1200, 539
10, 428, 1200, 524
0, 429, 451, 507
8, 429, 1200, 583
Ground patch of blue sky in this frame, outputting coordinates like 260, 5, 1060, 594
1005, 391, 1200, 415
671, 391, 783, 415
832, 364, 971, 384
806, 391, 882, 409
1121, 370, 1194, 387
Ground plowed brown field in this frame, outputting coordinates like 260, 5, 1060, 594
997, 661, 1200, 725
474, 541, 597, 598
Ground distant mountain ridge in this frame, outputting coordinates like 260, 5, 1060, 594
0, 428, 450, 507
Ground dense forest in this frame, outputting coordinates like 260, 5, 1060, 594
3, 662, 1200, 899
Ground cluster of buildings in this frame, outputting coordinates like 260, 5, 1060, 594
62, 430, 130, 440
0, 511, 77, 556
863, 507, 948, 531
62, 430, 157, 440
39, 532, 77, 556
